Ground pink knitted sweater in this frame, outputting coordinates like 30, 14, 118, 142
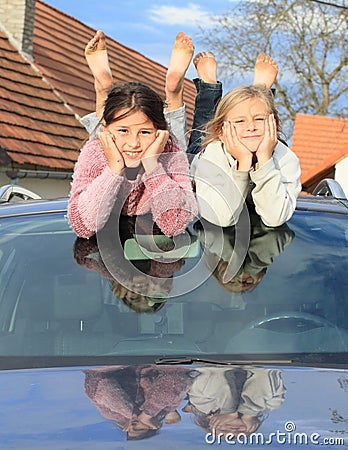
67, 137, 198, 238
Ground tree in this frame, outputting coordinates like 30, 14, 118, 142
199, 0, 348, 138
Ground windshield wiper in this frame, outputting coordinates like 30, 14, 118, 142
155, 356, 293, 365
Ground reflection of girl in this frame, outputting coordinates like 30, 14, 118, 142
84, 366, 136, 429
73, 214, 186, 313
185, 367, 247, 416
195, 213, 295, 293
84, 365, 196, 440
185, 367, 285, 438
73, 233, 184, 313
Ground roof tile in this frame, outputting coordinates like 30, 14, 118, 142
292, 113, 348, 185
0, 23, 87, 170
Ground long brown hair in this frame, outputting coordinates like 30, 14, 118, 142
103, 81, 175, 142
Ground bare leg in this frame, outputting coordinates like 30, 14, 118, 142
85, 30, 113, 117
253, 53, 278, 88
165, 32, 194, 112
193, 51, 217, 84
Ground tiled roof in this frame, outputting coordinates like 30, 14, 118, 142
0, 0, 196, 171
0, 30, 85, 169
292, 113, 348, 185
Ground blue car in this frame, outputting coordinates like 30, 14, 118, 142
0, 181, 347, 448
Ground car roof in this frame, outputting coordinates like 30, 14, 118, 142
0, 194, 347, 219
0, 178, 348, 217
0, 178, 347, 217
0, 197, 68, 218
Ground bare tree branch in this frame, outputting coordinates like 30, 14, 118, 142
198, 0, 348, 137
308, 0, 348, 10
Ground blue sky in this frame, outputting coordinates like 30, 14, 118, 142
43, 0, 236, 80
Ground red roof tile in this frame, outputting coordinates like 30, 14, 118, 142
292, 113, 348, 185
0, 30, 84, 170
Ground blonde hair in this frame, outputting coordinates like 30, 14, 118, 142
201, 85, 282, 152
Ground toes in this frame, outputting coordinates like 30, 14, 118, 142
269, 57, 278, 67
175, 31, 192, 44
96, 30, 105, 39
193, 51, 216, 67
256, 52, 278, 68
256, 52, 266, 62
193, 52, 205, 67
175, 31, 186, 41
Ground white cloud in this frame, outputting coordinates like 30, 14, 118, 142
148, 3, 215, 26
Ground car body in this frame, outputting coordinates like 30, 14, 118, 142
0, 182, 347, 448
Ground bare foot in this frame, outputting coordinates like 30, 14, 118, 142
253, 53, 278, 88
165, 31, 194, 111
193, 52, 217, 84
85, 30, 113, 116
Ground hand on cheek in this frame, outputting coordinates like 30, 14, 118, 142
221, 121, 253, 171
142, 130, 169, 173
98, 130, 125, 174
255, 114, 277, 167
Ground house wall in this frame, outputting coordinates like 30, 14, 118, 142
335, 156, 348, 197
0, 0, 35, 57
0, 173, 71, 199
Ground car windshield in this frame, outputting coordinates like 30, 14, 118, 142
0, 207, 347, 366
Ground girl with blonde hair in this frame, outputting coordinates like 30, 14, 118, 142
189, 53, 301, 228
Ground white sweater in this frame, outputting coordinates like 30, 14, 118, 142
191, 140, 301, 227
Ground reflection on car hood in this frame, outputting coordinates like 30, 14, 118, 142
0, 364, 347, 448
